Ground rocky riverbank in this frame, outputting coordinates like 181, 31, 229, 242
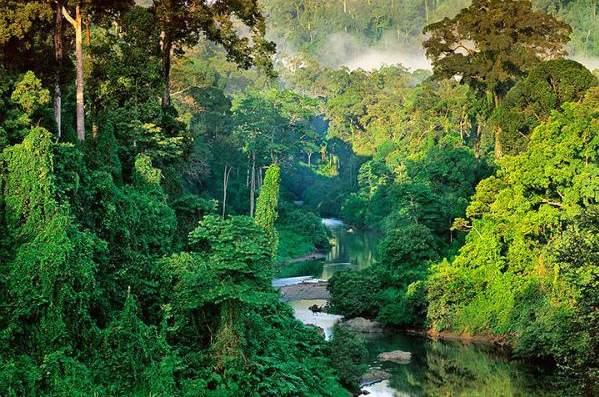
283, 251, 327, 264
278, 280, 330, 301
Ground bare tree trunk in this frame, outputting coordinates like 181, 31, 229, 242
307, 152, 313, 167
492, 91, 503, 159
474, 122, 482, 159
494, 127, 503, 159
222, 165, 231, 217
161, 30, 172, 109
63, 3, 85, 141
54, 0, 64, 139
250, 152, 256, 217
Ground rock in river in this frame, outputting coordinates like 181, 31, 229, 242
360, 368, 391, 386
339, 317, 383, 333
377, 350, 412, 364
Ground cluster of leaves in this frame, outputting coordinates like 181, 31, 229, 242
275, 202, 331, 262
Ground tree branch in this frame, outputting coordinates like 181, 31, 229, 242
541, 199, 563, 208
62, 6, 76, 28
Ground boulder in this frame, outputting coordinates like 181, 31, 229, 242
305, 324, 326, 338
360, 368, 391, 386
377, 350, 412, 364
340, 317, 383, 333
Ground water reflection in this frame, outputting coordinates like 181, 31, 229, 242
275, 219, 379, 280
323, 218, 379, 276
364, 333, 575, 397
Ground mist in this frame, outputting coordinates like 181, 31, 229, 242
278, 30, 598, 73
571, 56, 599, 71
316, 32, 431, 72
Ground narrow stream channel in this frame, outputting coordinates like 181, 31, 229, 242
273, 219, 577, 396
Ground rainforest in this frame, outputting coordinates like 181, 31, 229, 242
0, 0, 597, 396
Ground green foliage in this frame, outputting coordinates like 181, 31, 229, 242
276, 204, 330, 261
331, 135, 489, 327
0, 128, 103, 394
1, 0, 597, 394
159, 216, 349, 395
427, 90, 599, 372
378, 280, 428, 327
262, 0, 598, 60
329, 270, 384, 318
10, 71, 49, 116
494, 59, 598, 154
94, 293, 175, 395
0, 70, 52, 144
424, 0, 572, 98
328, 325, 368, 392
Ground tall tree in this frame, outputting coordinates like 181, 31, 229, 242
61, 2, 85, 140
60, 0, 133, 141
152, 0, 275, 109
231, 92, 287, 216
54, 0, 64, 138
423, 0, 571, 157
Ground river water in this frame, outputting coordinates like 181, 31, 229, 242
273, 219, 578, 396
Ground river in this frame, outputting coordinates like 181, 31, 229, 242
273, 219, 577, 396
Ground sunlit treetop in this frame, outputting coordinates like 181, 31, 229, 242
423, 0, 572, 99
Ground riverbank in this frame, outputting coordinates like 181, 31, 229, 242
278, 280, 330, 301
406, 328, 511, 348
275, 279, 508, 347
282, 250, 327, 264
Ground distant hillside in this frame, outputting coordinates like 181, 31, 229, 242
260, 0, 599, 70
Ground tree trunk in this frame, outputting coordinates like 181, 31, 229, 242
54, 0, 64, 139
492, 90, 503, 159
307, 152, 313, 167
494, 127, 503, 159
161, 30, 172, 109
250, 152, 256, 217
222, 165, 232, 217
474, 122, 482, 159
63, 3, 85, 141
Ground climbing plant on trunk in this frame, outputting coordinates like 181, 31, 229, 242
255, 164, 281, 256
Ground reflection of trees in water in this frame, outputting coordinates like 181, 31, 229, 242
327, 227, 379, 270
387, 340, 570, 397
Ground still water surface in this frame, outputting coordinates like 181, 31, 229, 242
274, 219, 577, 396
